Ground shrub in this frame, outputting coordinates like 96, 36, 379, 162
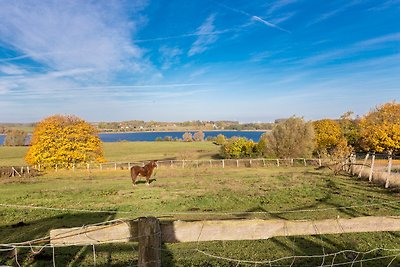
182, 132, 193, 142
3, 129, 28, 146
163, 136, 173, 141
220, 137, 258, 159
213, 134, 227, 145
193, 130, 205, 141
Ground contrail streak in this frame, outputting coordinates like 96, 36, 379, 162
212, 1, 291, 33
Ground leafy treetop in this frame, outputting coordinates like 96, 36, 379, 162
359, 102, 400, 154
25, 115, 105, 168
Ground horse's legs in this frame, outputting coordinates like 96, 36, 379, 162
130, 170, 138, 187
145, 175, 150, 185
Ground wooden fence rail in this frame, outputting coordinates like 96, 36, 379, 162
50, 216, 400, 267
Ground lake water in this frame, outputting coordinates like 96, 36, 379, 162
0, 131, 267, 144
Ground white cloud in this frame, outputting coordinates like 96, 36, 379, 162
267, 0, 298, 15
307, 0, 362, 26
0, 0, 165, 108
0, 1, 146, 71
299, 32, 400, 65
357, 32, 400, 47
159, 46, 183, 70
188, 15, 219, 56
0, 64, 27, 75
270, 12, 297, 25
368, 0, 400, 11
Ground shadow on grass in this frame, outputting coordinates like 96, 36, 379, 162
133, 178, 157, 186
0, 211, 143, 266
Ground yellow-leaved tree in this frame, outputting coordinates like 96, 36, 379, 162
359, 102, 400, 155
313, 119, 341, 155
313, 119, 353, 159
25, 115, 105, 168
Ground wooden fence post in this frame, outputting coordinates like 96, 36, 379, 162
277, 159, 280, 167
262, 159, 265, 166
55, 164, 58, 172
138, 217, 161, 267
387, 152, 393, 175
128, 162, 131, 170
350, 154, 356, 175
291, 159, 294, 166
369, 153, 375, 182
209, 160, 212, 168
182, 160, 185, 169
222, 160, 224, 168
318, 158, 322, 167
358, 153, 369, 178
386, 152, 393, 188
303, 158, 306, 166
72, 164, 75, 172
236, 160, 239, 168
115, 163, 117, 171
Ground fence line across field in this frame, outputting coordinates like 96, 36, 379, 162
32, 158, 324, 172
6, 154, 400, 189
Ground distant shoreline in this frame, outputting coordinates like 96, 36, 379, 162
98, 129, 271, 134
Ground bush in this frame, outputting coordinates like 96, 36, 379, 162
182, 132, 193, 142
220, 137, 258, 159
3, 129, 28, 146
163, 136, 173, 141
213, 134, 227, 145
193, 130, 205, 141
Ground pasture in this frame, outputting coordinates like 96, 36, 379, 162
0, 141, 220, 167
1, 168, 400, 266
0, 142, 400, 266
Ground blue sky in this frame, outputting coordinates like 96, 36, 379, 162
0, 0, 399, 123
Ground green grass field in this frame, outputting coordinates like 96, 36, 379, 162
0, 142, 400, 266
0, 141, 220, 166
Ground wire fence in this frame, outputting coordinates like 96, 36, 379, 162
1, 213, 400, 267
26, 158, 324, 172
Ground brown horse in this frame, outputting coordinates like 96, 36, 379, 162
130, 160, 158, 186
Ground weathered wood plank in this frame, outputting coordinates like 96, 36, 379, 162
50, 216, 400, 246
50, 220, 137, 245
161, 216, 400, 242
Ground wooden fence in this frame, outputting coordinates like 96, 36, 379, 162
50, 216, 400, 267
30, 158, 324, 172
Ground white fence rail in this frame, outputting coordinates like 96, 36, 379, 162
30, 158, 324, 172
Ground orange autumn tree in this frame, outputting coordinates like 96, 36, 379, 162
359, 102, 400, 155
25, 115, 105, 168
